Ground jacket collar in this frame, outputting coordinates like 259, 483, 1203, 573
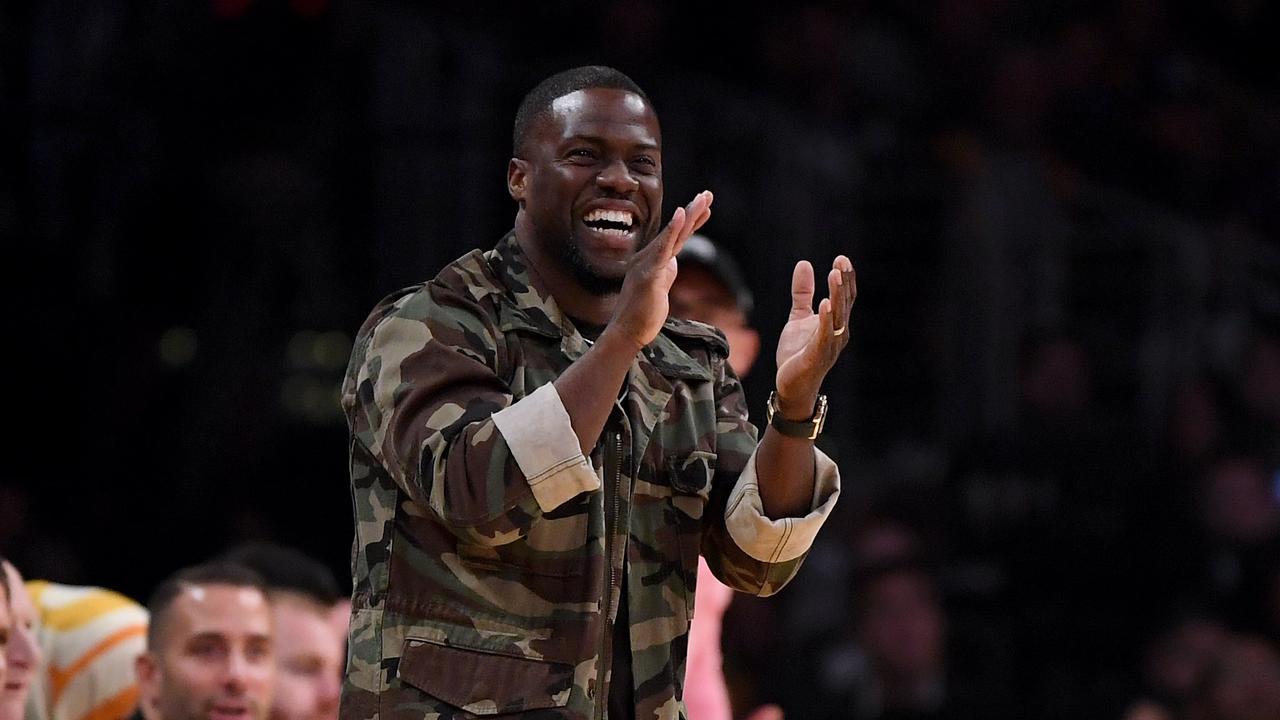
488, 231, 713, 383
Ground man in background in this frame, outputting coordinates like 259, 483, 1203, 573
220, 545, 343, 720
134, 563, 274, 720
1, 561, 40, 720
668, 234, 777, 720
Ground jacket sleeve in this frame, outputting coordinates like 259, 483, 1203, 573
343, 282, 599, 547
700, 351, 841, 596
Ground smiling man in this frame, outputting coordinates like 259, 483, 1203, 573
340, 66, 856, 720
135, 564, 274, 720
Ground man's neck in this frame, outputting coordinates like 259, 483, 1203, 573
514, 216, 618, 326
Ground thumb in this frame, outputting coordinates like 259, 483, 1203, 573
790, 261, 815, 320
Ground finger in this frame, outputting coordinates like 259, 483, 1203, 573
836, 255, 855, 306
790, 260, 815, 320
845, 261, 857, 310
827, 265, 845, 336
671, 191, 711, 257
688, 200, 712, 235
655, 206, 686, 262
817, 297, 836, 358
689, 190, 713, 234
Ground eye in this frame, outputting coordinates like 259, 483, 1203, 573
188, 639, 222, 658
631, 155, 658, 174
567, 148, 597, 161
245, 638, 273, 662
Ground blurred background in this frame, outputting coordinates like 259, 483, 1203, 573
3, 1, 1278, 718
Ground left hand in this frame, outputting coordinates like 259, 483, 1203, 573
774, 256, 856, 419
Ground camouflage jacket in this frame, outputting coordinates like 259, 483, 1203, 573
340, 232, 840, 720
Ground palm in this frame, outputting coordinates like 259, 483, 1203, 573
775, 314, 821, 393
772, 258, 856, 406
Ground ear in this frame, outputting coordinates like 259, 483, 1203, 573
136, 651, 158, 694
507, 158, 530, 205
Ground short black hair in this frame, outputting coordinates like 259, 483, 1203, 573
146, 562, 267, 649
220, 541, 343, 606
513, 65, 651, 156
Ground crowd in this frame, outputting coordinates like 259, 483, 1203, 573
0, 544, 345, 720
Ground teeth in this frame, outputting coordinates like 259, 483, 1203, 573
584, 208, 633, 227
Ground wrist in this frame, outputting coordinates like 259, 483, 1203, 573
774, 392, 820, 421
598, 324, 646, 357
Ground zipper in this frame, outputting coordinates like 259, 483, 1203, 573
594, 428, 625, 719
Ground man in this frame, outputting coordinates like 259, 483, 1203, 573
1, 556, 11, 691
669, 234, 761, 380
220, 544, 344, 720
668, 235, 780, 720
0, 562, 40, 720
134, 564, 274, 720
341, 66, 855, 720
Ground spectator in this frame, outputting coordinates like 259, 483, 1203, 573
0, 561, 40, 720
219, 544, 343, 720
134, 564, 274, 720
1186, 634, 1280, 720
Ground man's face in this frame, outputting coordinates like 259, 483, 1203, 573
669, 265, 760, 377
0, 586, 11, 690
858, 571, 945, 680
510, 87, 663, 294
268, 596, 342, 720
139, 584, 274, 720
0, 563, 40, 720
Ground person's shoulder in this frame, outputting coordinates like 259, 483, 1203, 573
662, 316, 730, 357
359, 248, 506, 333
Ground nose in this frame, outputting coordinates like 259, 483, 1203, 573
222, 649, 266, 693
9, 623, 40, 670
596, 159, 639, 194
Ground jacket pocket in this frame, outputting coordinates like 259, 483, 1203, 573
668, 451, 716, 620
398, 637, 573, 715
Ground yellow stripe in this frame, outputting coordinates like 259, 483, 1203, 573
40, 592, 141, 632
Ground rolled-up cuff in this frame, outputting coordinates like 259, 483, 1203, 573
724, 447, 840, 563
491, 383, 601, 512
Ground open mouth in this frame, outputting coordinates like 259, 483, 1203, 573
209, 704, 251, 720
581, 208, 635, 238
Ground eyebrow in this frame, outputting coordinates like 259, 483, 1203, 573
184, 631, 272, 645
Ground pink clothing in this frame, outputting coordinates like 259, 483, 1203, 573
683, 558, 735, 720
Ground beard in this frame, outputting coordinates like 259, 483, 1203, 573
562, 229, 628, 296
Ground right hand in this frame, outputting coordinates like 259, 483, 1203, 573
606, 191, 713, 350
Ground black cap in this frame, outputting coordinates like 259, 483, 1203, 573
676, 234, 754, 316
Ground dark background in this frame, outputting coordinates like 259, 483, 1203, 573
3, 1, 1278, 718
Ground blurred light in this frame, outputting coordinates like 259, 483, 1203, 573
280, 374, 343, 425
158, 327, 198, 368
287, 330, 319, 368
288, 330, 351, 370
314, 331, 351, 370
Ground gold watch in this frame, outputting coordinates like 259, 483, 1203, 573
766, 391, 828, 440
